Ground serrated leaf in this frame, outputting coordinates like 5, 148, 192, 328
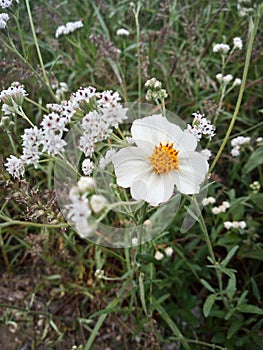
243, 146, 263, 174
237, 304, 263, 315
203, 294, 218, 317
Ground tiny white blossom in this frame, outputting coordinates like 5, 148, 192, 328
164, 247, 173, 256
0, 0, 19, 9
188, 111, 216, 141
216, 73, 223, 82
256, 137, 262, 143
55, 20, 83, 38
201, 149, 212, 161
233, 37, 243, 50
82, 158, 94, 175
90, 194, 107, 213
239, 221, 247, 229
231, 136, 251, 147
131, 237, 138, 245
202, 197, 216, 206
231, 147, 240, 157
77, 176, 95, 193
41, 131, 67, 155
99, 149, 116, 169
224, 221, 233, 230
233, 78, 242, 86
154, 251, 164, 261
97, 90, 121, 108
0, 12, 9, 28
5, 155, 25, 178
95, 269, 104, 279
116, 28, 130, 36
222, 74, 233, 84
213, 43, 230, 54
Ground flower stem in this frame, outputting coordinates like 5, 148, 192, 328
133, 2, 142, 104
24, 0, 56, 99
209, 14, 260, 173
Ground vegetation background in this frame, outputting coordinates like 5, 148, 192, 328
0, 0, 262, 349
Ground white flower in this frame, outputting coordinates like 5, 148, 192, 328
231, 147, 240, 157
95, 269, 104, 279
213, 43, 230, 54
216, 73, 223, 82
0, 12, 9, 28
5, 155, 25, 178
0, 83, 27, 105
112, 114, 209, 206
222, 74, 233, 84
154, 251, 164, 261
233, 78, 242, 86
97, 90, 121, 108
99, 149, 116, 169
256, 137, 262, 143
202, 197, 216, 206
77, 176, 95, 193
41, 131, 66, 155
90, 194, 107, 213
82, 158, 94, 175
131, 237, 138, 245
188, 111, 216, 141
231, 136, 251, 147
164, 247, 173, 256
233, 37, 243, 50
212, 201, 230, 215
0, 0, 19, 9
239, 221, 247, 229
201, 149, 212, 161
55, 20, 83, 38
117, 28, 130, 36
224, 221, 233, 230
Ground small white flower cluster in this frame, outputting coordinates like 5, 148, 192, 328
52, 82, 68, 100
116, 28, 129, 36
213, 37, 243, 54
4, 84, 126, 179
202, 197, 216, 206
201, 149, 212, 161
231, 136, 251, 157
224, 221, 247, 230
187, 111, 216, 141
99, 148, 117, 169
0, 0, 19, 9
154, 247, 173, 261
144, 77, 168, 101
0, 82, 28, 106
213, 43, 230, 54
237, 0, 255, 17
66, 177, 107, 237
216, 74, 242, 87
212, 201, 230, 215
0, 12, 9, 28
79, 90, 127, 175
55, 20, 83, 38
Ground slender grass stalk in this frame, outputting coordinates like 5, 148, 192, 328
209, 14, 260, 173
24, 0, 57, 100
133, 2, 142, 104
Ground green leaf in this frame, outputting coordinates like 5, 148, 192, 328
225, 275, 237, 300
250, 193, 263, 210
227, 319, 243, 339
243, 146, 263, 174
221, 245, 239, 267
200, 278, 216, 293
237, 304, 263, 315
139, 273, 148, 316
136, 253, 156, 264
203, 294, 218, 317
238, 249, 263, 261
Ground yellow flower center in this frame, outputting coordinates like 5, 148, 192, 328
149, 142, 180, 174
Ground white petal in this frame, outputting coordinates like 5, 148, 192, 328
131, 114, 197, 152
172, 152, 209, 194
112, 147, 151, 188
130, 171, 175, 206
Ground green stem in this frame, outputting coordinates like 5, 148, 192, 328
25, 0, 48, 85
24, 0, 57, 100
192, 197, 228, 308
209, 15, 260, 173
134, 3, 142, 104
